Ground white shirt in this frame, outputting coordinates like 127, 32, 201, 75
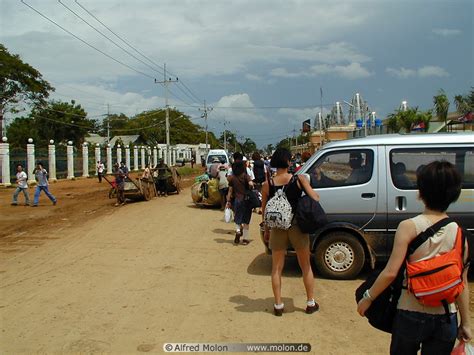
16, 171, 28, 189
97, 163, 105, 173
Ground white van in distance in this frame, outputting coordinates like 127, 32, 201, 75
205, 149, 230, 172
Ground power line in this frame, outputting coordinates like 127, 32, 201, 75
74, 0, 203, 104
58, 0, 164, 77
20, 0, 155, 80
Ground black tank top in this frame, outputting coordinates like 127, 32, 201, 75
268, 176, 302, 213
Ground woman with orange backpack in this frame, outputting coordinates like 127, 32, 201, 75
357, 161, 471, 354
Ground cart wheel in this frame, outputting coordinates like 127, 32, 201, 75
143, 185, 151, 201
148, 184, 155, 199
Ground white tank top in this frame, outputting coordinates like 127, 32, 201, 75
397, 214, 460, 314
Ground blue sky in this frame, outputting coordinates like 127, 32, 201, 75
1, 0, 472, 147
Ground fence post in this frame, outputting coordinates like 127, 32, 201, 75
0, 137, 11, 187
95, 143, 101, 175
117, 144, 122, 164
153, 146, 158, 167
158, 147, 163, 160
27, 138, 36, 185
125, 145, 131, 170
133, 146, 139, 171
140, 146, 146, 170
172, 148, 176, 166
106, 144, 112, 174
67, 141, 74, 179
48, 140, 57, 182
163, 147, 168, 165
82, 142, 89, 178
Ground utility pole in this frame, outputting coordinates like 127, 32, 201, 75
155, 63, 178, 165
199, 101, 213, 153
107, 103, 110, 143
222, 119, 229, 151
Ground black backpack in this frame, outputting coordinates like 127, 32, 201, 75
253, 160, 266, 183
295, 194, 328, 233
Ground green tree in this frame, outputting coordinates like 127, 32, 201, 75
241, 137, 257, 155
263, 143, 274, 155
387, 111, 402, 133
0, 44, 54, 137
454, 89, 473, 115
276, 137, 291, 150
433, 89, 450, 130
386, 107, 431, 133
219, 130, 237, 150
4, 116, 38, 148
30, 100, 94, 147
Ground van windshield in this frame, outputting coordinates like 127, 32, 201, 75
207, 155, 227, 164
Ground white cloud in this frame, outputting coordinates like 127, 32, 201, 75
51, 83, 177, 119
1, 2, 372, 80
386, 67, 417, 78
211, 93, 270, 124
432, 28, 462, 37
245, 73, 263, 81
270, 68, 303, 78
331, 62, 373, 80
418, 66, 449, 78
270, 62, 373, 80
386, 66, 449, 78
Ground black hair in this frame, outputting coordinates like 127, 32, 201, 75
233, 152, 243, 162
270, 148, 291, 169
231, 161, 246, 176
252, 152, 261, 161
417, 160, 461, 212
16, 163, 23, 168
36, 161, 43, 167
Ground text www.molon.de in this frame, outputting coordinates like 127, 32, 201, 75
163, 343, 312, 352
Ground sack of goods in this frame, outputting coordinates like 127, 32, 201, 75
264, 188, 293, 230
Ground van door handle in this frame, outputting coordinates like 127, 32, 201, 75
361, 193, 376, 198
396, 196, 407, 211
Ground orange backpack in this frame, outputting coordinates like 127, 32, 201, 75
406, 218, 466, 309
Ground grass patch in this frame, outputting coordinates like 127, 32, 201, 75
176, 166, 205, 176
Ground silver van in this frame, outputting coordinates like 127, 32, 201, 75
261, 133, 474, 279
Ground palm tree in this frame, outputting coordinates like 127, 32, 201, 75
454, 94, 470, 115
433, 89, 450, 131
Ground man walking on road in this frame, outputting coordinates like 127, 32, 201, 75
97, 161, 105, 183
11, 164, 30, 206
32, 162, 57, 207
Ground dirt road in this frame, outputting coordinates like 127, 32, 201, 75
0, 179, 471, 354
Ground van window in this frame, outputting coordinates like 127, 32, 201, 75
308, 149, 374, 188
390, 148, 474, 189
207, 155, 227, 164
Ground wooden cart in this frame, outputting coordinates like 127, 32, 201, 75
153, 167, 182, 195
103, 175, 157, 201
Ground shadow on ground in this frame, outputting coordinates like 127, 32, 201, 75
229, 295, 303, 314
247, 253, 304, 278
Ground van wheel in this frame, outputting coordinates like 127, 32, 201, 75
314, 232, 365, 280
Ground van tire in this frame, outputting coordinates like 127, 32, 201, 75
314, 232, 365, 280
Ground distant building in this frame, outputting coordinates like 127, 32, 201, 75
109, 135, 141, 146
85, 133, 107, 146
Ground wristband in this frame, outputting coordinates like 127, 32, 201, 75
363, 289, 373, 301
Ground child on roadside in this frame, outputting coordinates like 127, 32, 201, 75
217, 165, 228, 210
32, 162, 57, 207
11, 164, 30, 206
